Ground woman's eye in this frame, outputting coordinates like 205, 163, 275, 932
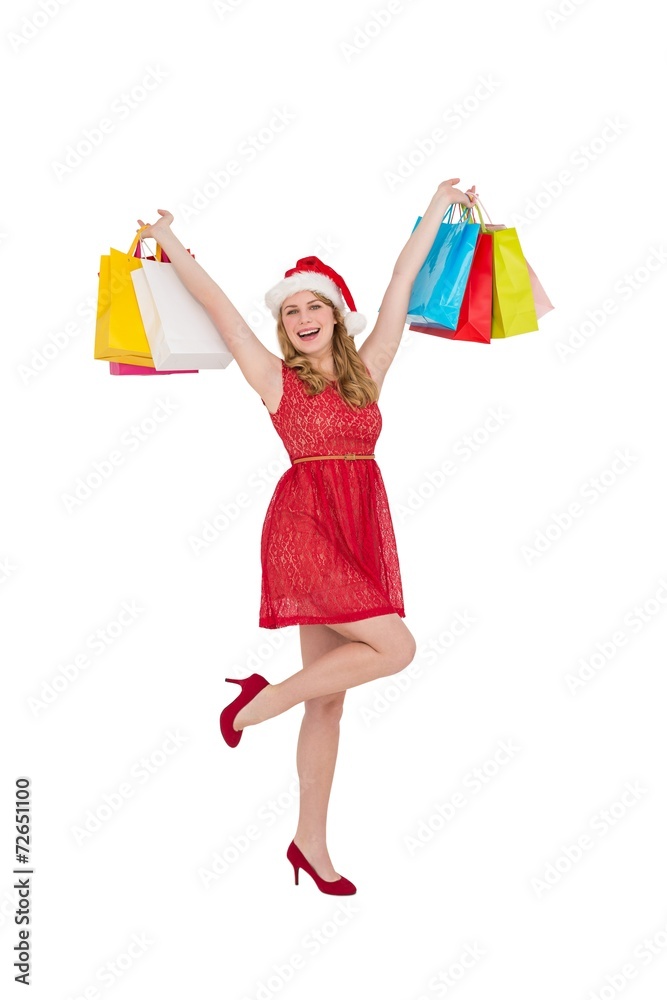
287, 304, 319, 315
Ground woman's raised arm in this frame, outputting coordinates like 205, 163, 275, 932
136, 210, 281, 401
357, 179, 477, 388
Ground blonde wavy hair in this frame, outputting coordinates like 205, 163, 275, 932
276, 291, 378, 408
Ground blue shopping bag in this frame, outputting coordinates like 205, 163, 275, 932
406, 204, 480, 328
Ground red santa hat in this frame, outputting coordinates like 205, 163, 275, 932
265, 256, 367, 338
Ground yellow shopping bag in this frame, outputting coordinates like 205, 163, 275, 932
464, 201, 540, 339
483, 209, 539, 338
94, 227, 162, 366
491, 226, 539, 338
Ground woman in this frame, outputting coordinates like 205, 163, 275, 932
137, 177, 478, 895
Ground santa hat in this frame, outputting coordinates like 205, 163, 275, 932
265, 256, 367, 338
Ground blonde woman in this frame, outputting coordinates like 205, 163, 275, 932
137, 178, 478, 895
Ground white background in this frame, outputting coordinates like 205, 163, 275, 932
2, 0, 666, 997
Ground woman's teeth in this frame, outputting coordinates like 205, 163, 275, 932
298, 329, 319, 339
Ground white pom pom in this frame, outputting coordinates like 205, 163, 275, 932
343, 311, 367, 338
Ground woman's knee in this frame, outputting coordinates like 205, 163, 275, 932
381, 629, 417, 676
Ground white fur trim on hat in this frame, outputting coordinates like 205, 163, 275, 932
265, 272, 345, 319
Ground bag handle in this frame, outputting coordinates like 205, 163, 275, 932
458, 203, 486, 231
139, 237, 168, 262
128, 225, 166, 261
458, 197, 495, 233
128, 225, 193, 264
475, 197, 494, 224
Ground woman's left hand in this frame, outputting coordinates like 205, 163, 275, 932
435, 178, 478, 207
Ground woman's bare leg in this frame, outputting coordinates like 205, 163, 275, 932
233, 613, 416, 729
292, 624, 350, 881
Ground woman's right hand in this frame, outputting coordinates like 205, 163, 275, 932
136, 209, 174, 242
435, 178, 478, 207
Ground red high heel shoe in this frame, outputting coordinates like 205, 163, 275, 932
219, 673, 269, 748
287, 840, 357, 895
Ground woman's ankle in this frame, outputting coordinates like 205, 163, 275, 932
294, 831, 328, 853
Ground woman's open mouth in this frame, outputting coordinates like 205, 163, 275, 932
298, 328, 320, 341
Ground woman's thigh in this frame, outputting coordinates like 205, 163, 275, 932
299, 623, 351, 667
325, 613, 416, 666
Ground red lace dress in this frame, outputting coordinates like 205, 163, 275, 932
259, 359, 406, 629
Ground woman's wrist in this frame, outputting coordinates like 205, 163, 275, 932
423, 190, 453, 224
430, 189, 454, 211
149, 225, 181, 254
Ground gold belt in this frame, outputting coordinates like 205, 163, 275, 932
292, 453, 375, 465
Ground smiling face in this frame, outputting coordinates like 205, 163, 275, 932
280, 289, 335, 360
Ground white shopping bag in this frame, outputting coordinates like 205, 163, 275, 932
131, 258, 234, 370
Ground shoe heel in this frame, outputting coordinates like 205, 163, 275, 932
286, 839, 356, 895
219, 673, 269, 749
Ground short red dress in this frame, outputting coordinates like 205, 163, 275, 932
259, 359, 406, 629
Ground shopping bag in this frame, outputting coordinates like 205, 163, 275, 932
409, 211, 492, 343
108, 234, 199, 375
109, 362, 198, 375
94, 229, 161, 367
467, 207, 554, 324
525, 259, 554, 319
131, 258, 234, 370
480, 206, 538, 339
406, 203, 480, 328
94, 254, 115, 359
408, 201, 552, 343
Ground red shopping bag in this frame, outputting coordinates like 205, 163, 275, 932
409, 228, 492, 343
